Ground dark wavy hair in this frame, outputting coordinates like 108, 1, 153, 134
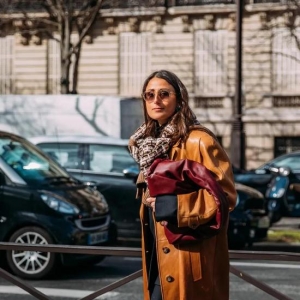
141, 69, 198, 143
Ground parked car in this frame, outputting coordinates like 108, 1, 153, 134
29, 135, 141, 244
0, 131, 116, 280
30, 135, 271, 249
233, 151, 300, 195
232, 183, 270, 249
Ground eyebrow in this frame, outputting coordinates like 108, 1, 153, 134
145, 88, 174, 92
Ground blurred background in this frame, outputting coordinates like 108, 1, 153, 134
1, 2, 300, 299
0, 0, 299, 170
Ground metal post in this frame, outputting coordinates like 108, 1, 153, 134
230, 0, 245, 170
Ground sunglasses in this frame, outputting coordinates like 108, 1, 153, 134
142, 89, 177, 102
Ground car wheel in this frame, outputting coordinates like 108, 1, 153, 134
6, 226, 57, 279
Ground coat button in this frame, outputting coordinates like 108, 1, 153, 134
163, 247, 170, 254
166, 276, 174, 282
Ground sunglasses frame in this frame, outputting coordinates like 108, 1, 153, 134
142, 89, 177, 102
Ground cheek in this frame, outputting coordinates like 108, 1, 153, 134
145, 103, 152, 114
166, 101, 177, 114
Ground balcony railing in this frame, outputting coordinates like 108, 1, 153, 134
2, 0, 296, 14
174, 0, 235, 5
253, 0, 298, 3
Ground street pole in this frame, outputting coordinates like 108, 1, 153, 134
230, 0, 245, 170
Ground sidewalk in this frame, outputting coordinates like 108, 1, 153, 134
270, 217, 300, 231
249, 217, 300, 252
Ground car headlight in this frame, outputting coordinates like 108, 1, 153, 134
40, 191, 80, 215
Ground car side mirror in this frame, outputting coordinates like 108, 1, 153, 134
123, 166, 139, 180
83, 181, 98, 189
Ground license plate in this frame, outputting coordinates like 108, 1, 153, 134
87, 231, 108, 245
258, 216, 270, 228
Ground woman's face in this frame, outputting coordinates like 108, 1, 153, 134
143, 77, 177, 125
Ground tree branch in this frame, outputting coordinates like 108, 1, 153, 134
45, 0, 60, 18
71, 0, 103, 54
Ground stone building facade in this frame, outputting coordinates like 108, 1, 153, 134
0, 0, 300, 169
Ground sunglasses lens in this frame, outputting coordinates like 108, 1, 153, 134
143, 90, 173, 101
144, 91, 154, 101
159, 90, 170, 100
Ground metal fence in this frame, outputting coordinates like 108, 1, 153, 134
0, 242, 299, 300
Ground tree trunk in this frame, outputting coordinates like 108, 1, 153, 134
60, 16, 72, 94
71, 42, 82, 94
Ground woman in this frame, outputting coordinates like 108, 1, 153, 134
128, 70, 237, 300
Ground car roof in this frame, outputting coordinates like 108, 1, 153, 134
29, 135, 130, 146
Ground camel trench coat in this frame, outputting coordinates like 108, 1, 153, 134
140, 129, 237, 300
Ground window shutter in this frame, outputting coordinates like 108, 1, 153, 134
0, 36, 15, 94
119, 32, 151, 96
48, 37, 61, 94
194, 30, 227, 96
272, 28, 300, 93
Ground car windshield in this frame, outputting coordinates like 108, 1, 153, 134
260, 154, 300, 172
88, 144, 138, 174
0, 136, 71, 186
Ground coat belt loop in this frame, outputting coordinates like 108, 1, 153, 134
190, 252, 202, 281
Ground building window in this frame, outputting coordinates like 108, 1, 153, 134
272, 28, 300, 94
0, 36, 15, 94
119, 32, 151, 97
274, 137, 300, 157
194, 30, 228, 97
47, 38, 61, 94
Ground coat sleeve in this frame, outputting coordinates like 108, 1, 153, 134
175, 130, 237, 229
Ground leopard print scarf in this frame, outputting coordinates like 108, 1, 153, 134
128, 121, 176, 179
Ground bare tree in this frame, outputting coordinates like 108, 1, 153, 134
3, 0, 164, 94
8, 0, 104, 94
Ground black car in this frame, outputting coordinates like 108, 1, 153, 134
29, 135, 141, 244
231, 183, 270, 249
30, 135, 270, 249
234, 151, 300, 195
0, 131, 115, 279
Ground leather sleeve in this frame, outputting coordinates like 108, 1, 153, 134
154, 194, 178, 224
174, 130, 237, 229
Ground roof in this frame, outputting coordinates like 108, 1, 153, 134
29, 135, 130, 146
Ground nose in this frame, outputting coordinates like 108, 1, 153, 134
152, 93, 162, 103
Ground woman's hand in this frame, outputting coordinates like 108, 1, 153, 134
146, 197, 168, 226
145, 197, 156, 212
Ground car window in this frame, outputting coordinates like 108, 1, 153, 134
0, 138, 70, 186
263, 155, 300, 172
37, 143, 83, 170
88, 144, 138, 174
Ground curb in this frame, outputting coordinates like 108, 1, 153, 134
250, 242, 300, 253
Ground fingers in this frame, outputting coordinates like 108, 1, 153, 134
145, 197, 156, 212
160, 221, 168, 226
145, 197, 167, 225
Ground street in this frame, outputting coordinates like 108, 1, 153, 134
0, 255, 300, 300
